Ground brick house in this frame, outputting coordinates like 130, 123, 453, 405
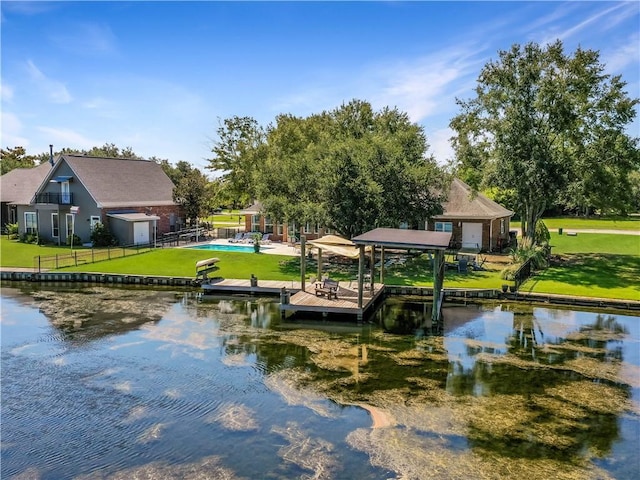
427, 178, 514, 252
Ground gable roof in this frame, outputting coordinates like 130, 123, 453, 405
434, 178, 513, 220
39, 154, 176, 208
0, 163, 52, 205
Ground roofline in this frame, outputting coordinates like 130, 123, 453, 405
433, 212, 514, 220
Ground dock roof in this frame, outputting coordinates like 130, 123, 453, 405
351, 228, 451, 251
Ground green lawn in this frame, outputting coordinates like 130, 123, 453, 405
510, 216, 640, 231
0, 237, 88, 268
2, 229, 638, 301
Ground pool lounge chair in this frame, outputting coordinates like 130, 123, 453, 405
228, 232, 244, 243
260, 233, 272, 244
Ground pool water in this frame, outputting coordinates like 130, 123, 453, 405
188, 243, 271, 252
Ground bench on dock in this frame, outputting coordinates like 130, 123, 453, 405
315, 278, 339, 300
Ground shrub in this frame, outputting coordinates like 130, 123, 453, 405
4, 223, 19, 239
66, 234, 82, 247
20, 232, 39, 244
535, 220, 550, 245
90, 222, 117, 247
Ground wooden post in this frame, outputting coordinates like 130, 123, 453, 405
379, 246, 385, 284
317, 247, 322, 281
300, 236, 306, 293
369, 246, 375, 291
357, 245, 365, 309
432, 249, 445, 325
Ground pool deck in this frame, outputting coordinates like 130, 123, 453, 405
185, 239, 300, 256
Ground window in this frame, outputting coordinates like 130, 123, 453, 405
264, 216, 274, 234
24, 212, 37, 235
277, 223, 284, 235
90, 216, 101, 230
51, 213, 59, 237
251, 215, 260, 232
435, 221, 453, 233
303, 222, 312, 234
61, 181, 71, 204
66, 214, 74, 239
399, 221, 409, 229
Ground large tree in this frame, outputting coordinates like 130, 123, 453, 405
207, 116, 266, 207
256, 100, 447, 237
0, 146, 37, 175
172, 166, 211, 225
450, 41, 639, 240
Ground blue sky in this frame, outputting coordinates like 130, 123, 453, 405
1, 1, 638, 173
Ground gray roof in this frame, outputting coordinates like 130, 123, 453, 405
0, 163, 52, 205
42, 154, 176, 208
434, 178, 513, 220
352, 228, 452, 251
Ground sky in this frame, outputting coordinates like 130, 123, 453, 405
1, 1, 638, 173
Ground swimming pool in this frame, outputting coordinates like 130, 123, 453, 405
188, 243, 271, 252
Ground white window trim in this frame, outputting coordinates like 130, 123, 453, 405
51, 213, 59, 238
24, 212, 37, 235
435, 221, 453, 233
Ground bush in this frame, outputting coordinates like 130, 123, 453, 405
90, 222, 117, 247
66, 234, 82, 247
20, 232, 39, 244
4, 223, 19, 239
535, 220, 550, 245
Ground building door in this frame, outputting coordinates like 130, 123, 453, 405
133, 222, 149, 245
61, 181, 71, 204
462, 222, 483, 250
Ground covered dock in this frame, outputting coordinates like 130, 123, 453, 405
351, 228, 452, 324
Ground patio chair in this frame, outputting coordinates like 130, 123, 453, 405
260, 233, 272, 244
228, 232, 243, 243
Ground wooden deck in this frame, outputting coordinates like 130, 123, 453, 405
201, 278, 302, 295
200, 278, 386, 321
282, 281, 385, 320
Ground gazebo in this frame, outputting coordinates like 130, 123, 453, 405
351, 228, 452, 323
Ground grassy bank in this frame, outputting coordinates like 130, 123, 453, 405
510, 216, 640, 231
2, 230, 638, 301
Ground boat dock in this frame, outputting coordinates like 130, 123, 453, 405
200, 278, 385, 322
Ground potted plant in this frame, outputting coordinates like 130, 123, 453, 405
252, 233, 261, 253
500, 266, 518, 294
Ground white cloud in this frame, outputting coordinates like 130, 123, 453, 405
1, 111, 30, 147
603, 32, 640, 74
1, 82, 14, 102
427, 127, 455, 166
26, 60, 72, 104
52, 22, 117, 55
36, 126, 97, 149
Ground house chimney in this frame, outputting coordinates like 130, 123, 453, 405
49, 144, 54, 167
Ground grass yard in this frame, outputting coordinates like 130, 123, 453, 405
0, 237, 88, 268
510, 216, 640, 232
520, 232, 640, 300
1, 228, 637, 301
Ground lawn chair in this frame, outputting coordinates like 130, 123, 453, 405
315, 278, 339, 299
260, 233, 272, 244
228, 232, 243, 243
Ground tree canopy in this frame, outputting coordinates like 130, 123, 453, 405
0, 146, 37, 175
450, 41, 639, 240
255, 100, 447, 237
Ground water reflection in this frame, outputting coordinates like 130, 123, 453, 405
1, 286, 638, 480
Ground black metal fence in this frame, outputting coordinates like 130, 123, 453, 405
34, 244, 155, 272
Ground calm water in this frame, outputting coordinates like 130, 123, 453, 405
1, 286, 639, 480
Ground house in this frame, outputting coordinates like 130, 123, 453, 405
1, 162, 51, 230
239, 202, 331, 243
1, 154, 183, 246
240, 178, 513, 252
426, 178, 514, 252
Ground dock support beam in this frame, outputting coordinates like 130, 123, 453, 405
432, 249, 445, 326
357, 245, 365, 309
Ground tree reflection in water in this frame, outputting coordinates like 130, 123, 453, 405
2, 287, 638, 480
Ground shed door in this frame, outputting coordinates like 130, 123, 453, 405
462, 222, 482, 250
133, 221, 149, 245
